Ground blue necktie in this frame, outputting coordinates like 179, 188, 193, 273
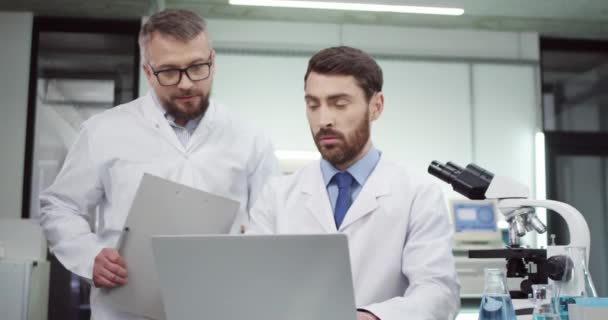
332, 171, 354, 229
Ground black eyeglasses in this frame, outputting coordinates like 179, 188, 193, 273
148, 60, 213, 86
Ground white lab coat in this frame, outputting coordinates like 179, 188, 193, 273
248, 157, 461, 320
39, 92, 279, 320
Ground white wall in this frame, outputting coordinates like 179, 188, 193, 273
375, 60, 473, 175
213, 54, 312, 151
473, 64, 538, 192
203, 19, 538, 60
0, 12, 33, 219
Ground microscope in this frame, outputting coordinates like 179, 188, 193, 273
428, 161, 592, 300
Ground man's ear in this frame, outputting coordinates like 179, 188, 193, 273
369, 92, 384, 121
142, 63, 153, 83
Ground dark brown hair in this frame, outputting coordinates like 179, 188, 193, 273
305, 46, 383, 101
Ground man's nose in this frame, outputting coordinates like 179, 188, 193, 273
318, 106, 335, 127
177, 72, 194, 90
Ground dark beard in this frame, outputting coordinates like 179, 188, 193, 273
313, 110, 370, 167
161, 91, 210, 122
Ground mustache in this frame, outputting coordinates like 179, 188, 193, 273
171, 90, 202, 99
315, 128, 345, 141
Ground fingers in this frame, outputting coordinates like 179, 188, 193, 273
93, 248, 129, 288
94, 273, 117, 288
105, 261, 128, 279
105, 249, 127, 268
93, 268, 124, 288
101, 265, 128, 284
93, 262, 128, 288
98, 248, 127, 270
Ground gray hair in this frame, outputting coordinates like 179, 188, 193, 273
139, 9, 211, 62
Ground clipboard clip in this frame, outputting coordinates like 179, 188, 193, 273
116, 226, 130, 252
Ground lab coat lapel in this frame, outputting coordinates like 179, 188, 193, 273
139, 92, 186, 154
301, 163, 338, 233
338, 159, 390, 231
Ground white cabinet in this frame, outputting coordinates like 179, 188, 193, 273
0, 259, 50, 320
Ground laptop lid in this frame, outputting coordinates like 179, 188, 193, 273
151, 234, 357, 320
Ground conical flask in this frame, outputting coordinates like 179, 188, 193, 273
478, 268, 516, 320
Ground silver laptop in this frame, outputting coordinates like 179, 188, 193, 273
150, 234, 357, 320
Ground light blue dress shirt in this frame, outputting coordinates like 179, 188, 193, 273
320, 145, 381, 213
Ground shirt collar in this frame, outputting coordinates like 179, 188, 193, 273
150, 90, 204, 132
320, 144, 381, 187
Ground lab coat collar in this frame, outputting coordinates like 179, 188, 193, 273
302, 165, 336, 233
339, 158, 390, 230
301, 157, 391, 232
186, 98, 217, 152
139, 91, 217, 153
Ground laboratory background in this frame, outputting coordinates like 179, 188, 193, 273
0, 0, 608, 319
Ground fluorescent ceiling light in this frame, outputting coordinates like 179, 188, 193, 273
230, 0, 464, 15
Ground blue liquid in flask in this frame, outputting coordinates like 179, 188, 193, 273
555, 296, 578, 320
478, 295, 516, 320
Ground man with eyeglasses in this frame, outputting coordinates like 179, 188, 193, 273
39, 9, 279, 320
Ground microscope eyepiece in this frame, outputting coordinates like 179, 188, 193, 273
428, 160, 494, 200
428, 161, 459, 184
445, 162, 464, 173
465, 163, 494, 184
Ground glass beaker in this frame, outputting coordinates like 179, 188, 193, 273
478, 268, 516, 320
532, 284, 559, 320
554, 246, 598, 320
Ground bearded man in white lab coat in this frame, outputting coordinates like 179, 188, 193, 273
248, 46, 460, 320
39, 9, 279, 320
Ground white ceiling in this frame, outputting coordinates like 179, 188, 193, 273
1, 0, 607, 38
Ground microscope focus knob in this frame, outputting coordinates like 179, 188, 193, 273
520, 279, 534, 296
546, 255, 569, 281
